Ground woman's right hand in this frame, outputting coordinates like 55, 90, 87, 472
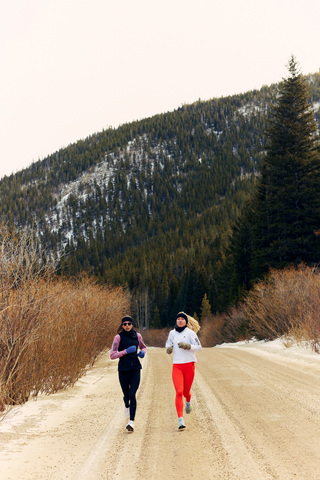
126, 345, 137, 354
166, 346, 173, 354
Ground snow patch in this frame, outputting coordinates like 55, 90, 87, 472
237, 103, 267, 117
216, 336, 320, 366
312, 101, 320, 111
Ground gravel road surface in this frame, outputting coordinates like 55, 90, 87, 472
1, 347, 320, 479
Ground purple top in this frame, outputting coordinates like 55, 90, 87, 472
110, 333, 147, 360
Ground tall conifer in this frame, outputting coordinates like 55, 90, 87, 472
251, 56, 320, 277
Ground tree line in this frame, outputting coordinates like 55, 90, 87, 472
0, 64, 320, 328
220, 57, 320, 320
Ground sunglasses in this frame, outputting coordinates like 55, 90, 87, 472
123, 322, 132, 326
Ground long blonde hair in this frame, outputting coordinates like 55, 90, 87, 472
176, 312, 200, 333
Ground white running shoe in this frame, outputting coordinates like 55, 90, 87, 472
126, 420, 134, 432
125, 407, 130, 419
178, 417, 186, 429
185, 401, 192, 414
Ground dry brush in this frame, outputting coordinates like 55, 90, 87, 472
0, 227, 129, 419
224, 264, 320, 351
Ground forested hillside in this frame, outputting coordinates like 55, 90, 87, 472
1, 73, 320, 327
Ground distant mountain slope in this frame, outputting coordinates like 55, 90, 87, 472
1, 73, 320, 326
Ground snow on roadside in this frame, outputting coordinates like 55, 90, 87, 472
216, 337, 320, 366
0, 353, 115, 433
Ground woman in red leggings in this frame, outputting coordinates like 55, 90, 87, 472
165, 312, 202, 429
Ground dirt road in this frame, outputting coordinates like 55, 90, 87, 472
2, 347, 320, 479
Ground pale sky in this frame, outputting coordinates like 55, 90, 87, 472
1, 0, 319, 179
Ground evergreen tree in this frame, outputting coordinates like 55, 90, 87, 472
193, 312, 199, 322
200, 293, 212, 321
226, 200, 253, 302
251, 56, 320, 278
151, 306, 161, 329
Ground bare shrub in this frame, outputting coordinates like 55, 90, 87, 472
199, 315, 226, 347
244, 264, 320, 340
137, 327, 170, 347
0, 226, 56, 411
222, 304, 251, 342
0, 226, 129, 420
294, 290, 320, 353
222, 264, 320, 351
26, 277, 129, 397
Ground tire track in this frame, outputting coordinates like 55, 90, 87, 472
194, 367, 276, 480
3, 349, 320, 479
197, 349, 320, 480
73, 353, 151, 480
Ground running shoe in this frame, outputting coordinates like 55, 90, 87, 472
126, 420, 134, 432
185, 401, 192, 414
178, 417, 186, 429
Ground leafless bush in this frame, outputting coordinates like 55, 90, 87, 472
24, 278, 129, 397
0, 226, 56, 411
199, 315, 226, 347
291, 289, 320, 353
0, 226, 129, 420
244, 264, 319, 340
222, 304, 251, 342
223, 264, 320, 350
137, 327, 170, 347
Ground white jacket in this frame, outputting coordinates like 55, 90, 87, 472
165, 327, 202, 364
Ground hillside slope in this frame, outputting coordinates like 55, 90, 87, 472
1, 73, 320, 325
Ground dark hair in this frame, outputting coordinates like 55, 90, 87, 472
116, 323, 123, 334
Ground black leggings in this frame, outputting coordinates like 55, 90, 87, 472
118, 370, 141, 421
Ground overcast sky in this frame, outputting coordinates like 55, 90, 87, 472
1, 0, 319, 179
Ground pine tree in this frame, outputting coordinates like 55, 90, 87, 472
200, 293, 212, 321
251, 56, 320, 278
151, 306, 161, 329
227, 199, 253, 300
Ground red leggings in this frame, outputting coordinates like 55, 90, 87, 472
172, 362, 195, 417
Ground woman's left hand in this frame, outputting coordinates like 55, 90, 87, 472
178, 342, 191, 350
137, 351, 145, 358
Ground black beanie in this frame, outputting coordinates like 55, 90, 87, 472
121, 315, 133, 324
176, 312, 188, 324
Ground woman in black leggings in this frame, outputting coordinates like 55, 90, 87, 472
110, 316, 147, 432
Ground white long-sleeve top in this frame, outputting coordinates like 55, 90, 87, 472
165, 327, 202, 364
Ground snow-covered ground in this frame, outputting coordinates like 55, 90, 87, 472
216, 336, 320, 366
